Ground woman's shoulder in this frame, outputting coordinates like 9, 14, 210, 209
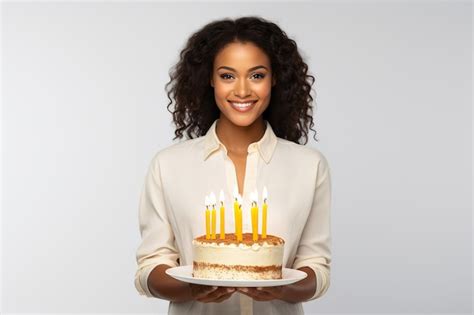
275, 138, 330, 179
149, 136, 206, 164
275, 137, 329, 165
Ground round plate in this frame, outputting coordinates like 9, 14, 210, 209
165, 265, 307, 287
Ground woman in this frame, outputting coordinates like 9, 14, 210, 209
134, 16, 331, 315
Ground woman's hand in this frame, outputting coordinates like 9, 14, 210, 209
237, 286, 285, 301
237, 267, 316, 303
189, 284, 236, 303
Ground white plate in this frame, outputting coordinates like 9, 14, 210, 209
165, 265, 307, 287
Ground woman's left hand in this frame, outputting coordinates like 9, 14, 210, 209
237, 286, 285, 301
236, 267, 317, 303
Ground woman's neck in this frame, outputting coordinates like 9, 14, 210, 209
215, 115, 266, 155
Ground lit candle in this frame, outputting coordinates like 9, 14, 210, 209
205, 195, 210, 239
210, 192, 217, 239
236, 193, 243, 241
219, 190, 225, 239
233, 187, 239, 238
251, 190, 259, 242
262, 187, 268, 239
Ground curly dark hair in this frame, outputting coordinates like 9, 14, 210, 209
165, 16, 318, 144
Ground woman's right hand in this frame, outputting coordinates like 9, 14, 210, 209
189, 284, 236, 303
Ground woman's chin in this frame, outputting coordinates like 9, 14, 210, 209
224, 113, 260, 128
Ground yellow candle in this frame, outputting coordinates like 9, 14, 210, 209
233, 187, 239, 238
205, 195, 210, 240
262, 202, 267, 239
219, 190, 225, 239
251, 203, 258, 241
237, 204, 243, 241
236, 193, 243, 241
210, 192, 216, 239
211, 207, 216, 239
251, 191, 259, 242
262, 187, 268, 239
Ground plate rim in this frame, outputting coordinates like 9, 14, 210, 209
165, 265, 307, 287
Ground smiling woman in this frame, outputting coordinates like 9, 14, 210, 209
211, 42, 275, 126
164, 16, 318, 144
134, 16, 331, 315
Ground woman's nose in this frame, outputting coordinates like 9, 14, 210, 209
234, 78, 251, 98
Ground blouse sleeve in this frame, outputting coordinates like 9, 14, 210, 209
134, 154, 179, 298
292, 154, 332, 300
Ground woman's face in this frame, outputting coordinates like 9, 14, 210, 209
211, 41, 275, 127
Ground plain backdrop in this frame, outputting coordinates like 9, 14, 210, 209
1, 1, 472, 314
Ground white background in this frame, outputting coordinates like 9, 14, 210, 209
2, 1, 472, 314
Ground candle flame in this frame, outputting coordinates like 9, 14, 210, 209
219, 190, 225, 203
250, 190, 258, 204
209, 191, 216, 207
237, 193, 243, 205
205, 195, 210, 208
233, 186, 239, 200
263, 186, 268, 203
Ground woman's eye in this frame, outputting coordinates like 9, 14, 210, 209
220, 74, 234, 80
252, 73, 265, 79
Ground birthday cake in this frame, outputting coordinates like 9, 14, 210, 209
192, 233, 284, 280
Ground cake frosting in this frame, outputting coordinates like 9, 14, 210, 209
192, 233, 284, 280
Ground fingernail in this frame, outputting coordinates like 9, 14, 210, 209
240, 288, 248, 292
257, 287, 263, 290
227, 288, 234, 292
212, 286, 217, 290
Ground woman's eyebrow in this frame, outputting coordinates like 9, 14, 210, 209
217, 65, 268, 72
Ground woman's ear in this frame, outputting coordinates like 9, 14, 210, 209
210, 78, 214, 88
272, 76, 277, 87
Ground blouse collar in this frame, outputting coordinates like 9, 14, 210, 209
203, 119, 277, 164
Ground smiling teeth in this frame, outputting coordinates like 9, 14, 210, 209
231, 102, 254, 108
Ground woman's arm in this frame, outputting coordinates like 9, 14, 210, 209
290, 154, 332, 300
280, 266, 317, 303
147, 264, 192, 301
148, 264, 236, 303
136, 155, 236, 303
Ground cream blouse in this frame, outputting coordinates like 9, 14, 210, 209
134, 119, 332, 315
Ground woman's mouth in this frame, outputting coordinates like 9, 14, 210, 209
228, 100, 258, 113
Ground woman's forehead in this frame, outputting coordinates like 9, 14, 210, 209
214, 42, 270, 71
